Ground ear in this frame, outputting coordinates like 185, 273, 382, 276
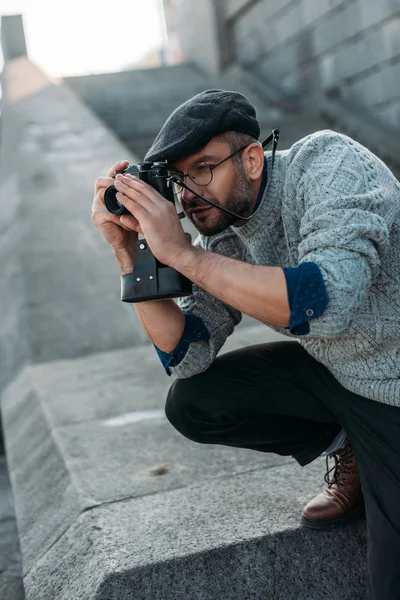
242, 143, 265, 181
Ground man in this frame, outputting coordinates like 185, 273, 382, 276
92, 89, 400, 599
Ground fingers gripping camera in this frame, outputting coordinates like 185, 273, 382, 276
104, 161, 176, 216
104, 161, 192, 303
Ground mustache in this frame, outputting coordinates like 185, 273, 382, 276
183, 198, 215, 211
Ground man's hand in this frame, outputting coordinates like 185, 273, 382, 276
91, 160, 141, 273
113, 173, 192, 267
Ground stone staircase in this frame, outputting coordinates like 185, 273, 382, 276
64, 61, 400, 181
64, 62, 328, 160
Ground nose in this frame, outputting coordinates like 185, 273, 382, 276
181, 179, 198, 202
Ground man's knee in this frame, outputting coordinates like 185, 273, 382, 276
165, 377, 208, 443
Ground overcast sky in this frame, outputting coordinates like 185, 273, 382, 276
0, 0, 165, 76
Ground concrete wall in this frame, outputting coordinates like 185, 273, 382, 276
0, 13, 27, 60
165, 0, 400, 129
163, 0, 225, 74
230, 0, 400, 126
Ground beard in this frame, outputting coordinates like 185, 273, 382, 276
185, 167, 255, 237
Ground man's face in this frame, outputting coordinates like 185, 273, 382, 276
170, 138, 258, 236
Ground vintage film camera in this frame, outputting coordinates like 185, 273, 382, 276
104, 161, 192, 303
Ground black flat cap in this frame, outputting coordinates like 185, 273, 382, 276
144, 89, 260, 164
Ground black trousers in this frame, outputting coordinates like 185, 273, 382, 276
165, 341, 400, 600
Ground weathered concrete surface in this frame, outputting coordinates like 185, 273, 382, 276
22, 461, 367, 600
0, 458, 16, 522
0, 457, 25, 599
0, 52, 154, 395
2, 324, 367, 599
2, 324, 289, 575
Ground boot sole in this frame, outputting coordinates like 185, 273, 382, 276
300, 497, 366, 530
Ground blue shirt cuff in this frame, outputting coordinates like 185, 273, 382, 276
283, 262, 329, 335
154, 312, 210, 375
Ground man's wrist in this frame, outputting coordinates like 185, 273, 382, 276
113, 247, 134, 274
171, 245, 200, 277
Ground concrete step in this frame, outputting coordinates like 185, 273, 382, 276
2, 324, 367, 599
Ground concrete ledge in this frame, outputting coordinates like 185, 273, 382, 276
2, 326, 289, 574
23, 461, 367, 600
2, 325, 367, 599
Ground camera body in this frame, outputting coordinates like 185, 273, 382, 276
104, 161, 175, 215
104, 160, 192, 303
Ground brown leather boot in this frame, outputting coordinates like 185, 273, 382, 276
301, 437, 365, 529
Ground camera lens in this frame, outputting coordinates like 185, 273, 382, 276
104, 185, 130, 216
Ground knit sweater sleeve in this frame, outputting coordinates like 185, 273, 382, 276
288, 130, 396, 338
166, 230, 243, 379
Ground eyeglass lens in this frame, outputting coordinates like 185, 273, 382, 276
171, 163, 213, 194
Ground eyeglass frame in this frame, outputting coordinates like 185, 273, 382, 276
169, 143, 251, 191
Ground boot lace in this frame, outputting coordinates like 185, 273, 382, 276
324, 440, 354, 489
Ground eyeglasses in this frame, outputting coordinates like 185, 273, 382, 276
170, 144, 250, 195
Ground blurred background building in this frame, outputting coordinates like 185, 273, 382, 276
163, 0, 400, 130
62, 0, 400, 169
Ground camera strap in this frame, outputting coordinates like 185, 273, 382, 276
174, 128, 280, 221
